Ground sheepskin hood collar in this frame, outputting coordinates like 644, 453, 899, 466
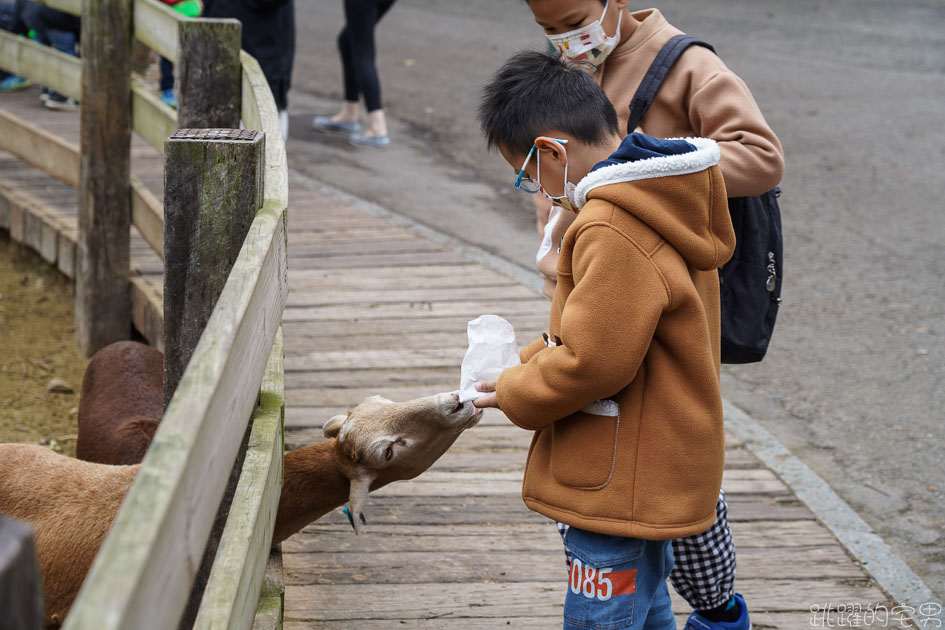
574, 134, 732, 270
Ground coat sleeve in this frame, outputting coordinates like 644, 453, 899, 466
688, 70, 784, 197
496, 224, 669, 431
519, 336, 547, 364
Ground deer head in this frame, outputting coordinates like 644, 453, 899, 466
323, 392, 481, 533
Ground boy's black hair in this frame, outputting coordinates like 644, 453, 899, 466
479, 50, 620, 157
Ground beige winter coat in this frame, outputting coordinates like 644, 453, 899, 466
497, 137, 735, 540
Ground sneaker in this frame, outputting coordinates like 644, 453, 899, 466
44, 93, 79, 111
349, 132, 390, 148
684, 594, 751, 630
160, 89, 177, 109
0, 76, 31, 91
312, 115, 360, 134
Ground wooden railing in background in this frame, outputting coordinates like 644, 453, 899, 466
0, 0, 289, 627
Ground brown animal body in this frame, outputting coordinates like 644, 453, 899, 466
76, 341, 164, 465
1, 342, 480, 626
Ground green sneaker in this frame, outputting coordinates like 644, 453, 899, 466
0, 76, 31, 92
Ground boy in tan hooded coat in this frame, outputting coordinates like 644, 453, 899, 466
475, 51, 734, 630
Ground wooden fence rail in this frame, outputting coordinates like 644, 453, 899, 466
0, 0, 290, 626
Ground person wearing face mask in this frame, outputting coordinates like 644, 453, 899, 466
475, 50, 735, 630
521, 2, 782, 629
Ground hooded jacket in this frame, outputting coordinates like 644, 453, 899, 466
496, 134, 735, 540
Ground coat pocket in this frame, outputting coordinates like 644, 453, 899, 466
551, 399, 620, 489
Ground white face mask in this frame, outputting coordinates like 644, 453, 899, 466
546, 0, 624, 70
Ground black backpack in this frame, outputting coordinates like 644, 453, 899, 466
626, 34, 783, 364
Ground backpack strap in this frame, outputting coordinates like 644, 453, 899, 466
626, 34, 716, 134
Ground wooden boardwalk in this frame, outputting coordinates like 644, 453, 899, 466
0, 88, 895, 629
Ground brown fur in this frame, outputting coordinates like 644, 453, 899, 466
76, 341, 163, 465
5, 343, 481, 626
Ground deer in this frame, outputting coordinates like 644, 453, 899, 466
1, 342, 481, 626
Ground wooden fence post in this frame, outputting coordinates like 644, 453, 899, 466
163, 128, 264, 403
176, 19, 242, 129
75, 0, 132, 356
163, 128, 264, 629
0, 517, 43, 630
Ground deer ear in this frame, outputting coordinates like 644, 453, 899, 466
323, 413, 348, 438
345, 473, 375, 535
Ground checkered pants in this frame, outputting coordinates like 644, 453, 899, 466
557, 490, 736, 611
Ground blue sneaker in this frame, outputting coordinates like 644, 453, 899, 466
313, 115, 360, 134
349, 132, 390, 148
684, 594, 751, 630
0, 75, 31, 91
160, 89, 177, 109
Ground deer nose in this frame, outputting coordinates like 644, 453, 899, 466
448, 392, 465, 414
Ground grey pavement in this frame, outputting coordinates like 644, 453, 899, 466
286, 0, 945, 600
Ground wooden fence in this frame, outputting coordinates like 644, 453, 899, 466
0, 0, 289, 628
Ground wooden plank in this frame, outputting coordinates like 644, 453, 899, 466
286, 619, 561, 630
163, 128, 264, 405
0, 30, 82, 100
130, 275, 164, 351
283, 298, 549, 323
729, 518, 841, 547
283, 579, 886, 622
281, 519, 843, 554
39, 0, 82, 14
194, 329, 285, 630
75, 0, 132, 356
282, 314, 546, 338
129, 174, 163, 260
288, 228, 419, 245
287, 348, 468, 372
240, 51, 287, 208
287, 251, 469, 270
285, 610, 896, 630
133, 0, 180, 62
252, 548, 285, 630
283, 366, 460, 390
289, 285, 540, 308
131, 78, 177, 155
177, 19, 241, 128
279, 494, 814, 527
281, 523, 563, 555
288, 240, 446, 258
62, 201, 288, 630
283, 544, 863, 587
287, 264, 520, 289
0, 106, 80, 187
0, 516, 43, 630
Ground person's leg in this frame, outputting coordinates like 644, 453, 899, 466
335, 26, 360, 120
0, 4, 29, 88
159, 57, 174, 92
671, 490, 749, 628
314, 25, 360, 131
344, 0, 390, 137
561, 526, 675, 630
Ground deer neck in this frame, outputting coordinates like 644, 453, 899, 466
272, 440, 350, 544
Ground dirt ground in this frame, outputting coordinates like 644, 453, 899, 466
0, 233, 87, 457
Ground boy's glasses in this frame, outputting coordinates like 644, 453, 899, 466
514, 138, 567, 194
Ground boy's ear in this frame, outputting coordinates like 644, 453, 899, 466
534, 136, 568, 164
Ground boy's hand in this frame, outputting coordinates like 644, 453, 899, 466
473, 380, 499, 409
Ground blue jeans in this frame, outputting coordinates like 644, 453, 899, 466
562, 526, 675, 630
